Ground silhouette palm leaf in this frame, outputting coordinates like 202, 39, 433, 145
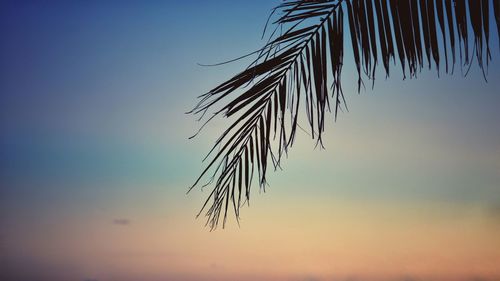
189, 0, 500, 229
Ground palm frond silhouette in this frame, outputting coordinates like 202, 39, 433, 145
189, 0, 500, 229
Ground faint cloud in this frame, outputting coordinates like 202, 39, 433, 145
489, 204, 500, 216
112, 218, 130, 226
482, 199, 500, 222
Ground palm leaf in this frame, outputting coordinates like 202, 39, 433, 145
189, 0, 500, 229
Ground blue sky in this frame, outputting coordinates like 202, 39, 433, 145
1, 1, 500, 281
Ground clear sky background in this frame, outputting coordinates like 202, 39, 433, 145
1, 1, 499, 281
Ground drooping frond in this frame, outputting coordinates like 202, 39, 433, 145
189, 0, 500, 229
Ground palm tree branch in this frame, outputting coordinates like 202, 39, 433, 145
189, 0, 500, 229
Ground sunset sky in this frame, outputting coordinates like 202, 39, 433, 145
1, 1, 500, 281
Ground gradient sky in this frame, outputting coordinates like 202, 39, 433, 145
1, 1, 500, 281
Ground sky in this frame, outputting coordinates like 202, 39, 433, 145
0, 1, 500, 281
